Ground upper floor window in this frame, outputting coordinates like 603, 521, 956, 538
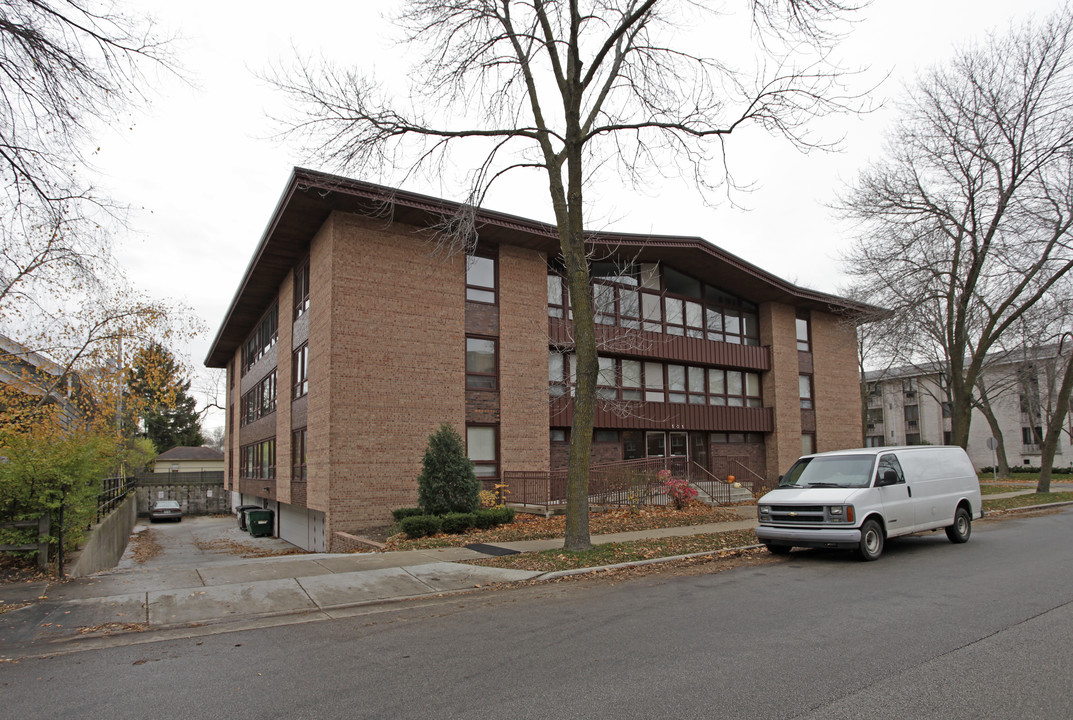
240, 438, 276, 480
241, 303, 278, 375
466, 337, 496, 389
796, 314, 811, 352
240, 370, 277, 426
294, 261, 310, 320
293, 344, 309, 399
466, 255, 496, 303
799, 374, 813, 410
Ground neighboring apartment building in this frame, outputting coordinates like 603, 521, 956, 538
863, 347, 1073, 470
205, 168, 871, 551
0, 333, 87, 431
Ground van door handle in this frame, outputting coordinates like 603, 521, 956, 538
907, 487, 912, 497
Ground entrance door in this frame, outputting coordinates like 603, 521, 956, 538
646, 432, 666, 457
690, 432, 709, 472
669, 432, 688, 458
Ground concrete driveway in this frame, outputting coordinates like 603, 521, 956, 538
115, 515, 303, 572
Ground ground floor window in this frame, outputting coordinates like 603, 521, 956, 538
467, 425, 498, 479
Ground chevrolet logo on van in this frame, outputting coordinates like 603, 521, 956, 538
788, 512, 798, 517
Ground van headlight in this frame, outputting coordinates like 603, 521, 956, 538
758, 505, 771, 521
826, 505, 854, 523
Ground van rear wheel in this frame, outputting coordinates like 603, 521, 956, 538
857, 519, 884, 561
946, 507, 971, 544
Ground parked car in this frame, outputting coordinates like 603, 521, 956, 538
756, 446, 982, 561
149, 499, 183, 523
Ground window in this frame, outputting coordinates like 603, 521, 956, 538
293, 344, 308, 398
240, 370, 277, 426
292, 428, 307, 481
865, 436, 884, 448
550, 429, 567, 442
240, 438, 276, 480
241, 303, 279, 375
799, 374, 813, 410
294, 260, 310, 319
801, 433, 816, 455
597, 357, 617, 399
796, 315, 810, 352
549, 351, 566, 396
595, 430, 619, 442
621, 359, 642, 401
905, 433, 921, 445
467, 426, 498, 479
644, 361, 664, 402
466, 255, 496, 303
466, 337, 497, 389
548, 275, 564, 318
1022, 427, 1043, 445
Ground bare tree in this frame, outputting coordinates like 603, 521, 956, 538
0, 1, 174, 335
841, 6, 1073, 451
271, 0, 864, 550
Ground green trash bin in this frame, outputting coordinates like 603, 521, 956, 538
247, 509, 274, 538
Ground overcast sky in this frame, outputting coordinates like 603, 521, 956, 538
91, 0, 1068, 430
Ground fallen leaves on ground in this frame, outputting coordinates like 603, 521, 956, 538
983, 491, 1073, 512
383, 504, 750, 551
130, 529, 164, 562
193, 538, 306, 558
465, 528, 760, 573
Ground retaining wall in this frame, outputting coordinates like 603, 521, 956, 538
66, 494, 137, 578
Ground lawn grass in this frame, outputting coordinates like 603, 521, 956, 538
979, 484, 1030, 495
983, 491, 1073, 512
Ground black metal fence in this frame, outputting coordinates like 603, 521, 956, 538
97, 476, 136, 523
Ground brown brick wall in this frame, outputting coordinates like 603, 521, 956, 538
498, 244, 551, 473
276, 270, 294, 505
306, 218, 335, 516
760, 302, 803, 479
811, 310, 862, 452
322, 212, 466, 540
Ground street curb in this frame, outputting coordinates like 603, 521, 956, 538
531, 543, 766, 581
983, 500, 1073, 515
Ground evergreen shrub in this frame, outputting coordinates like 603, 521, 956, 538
417, 424, 480, 515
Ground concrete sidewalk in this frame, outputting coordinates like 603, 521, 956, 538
0, 513, 758, 657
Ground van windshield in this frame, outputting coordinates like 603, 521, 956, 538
779, 455, 876, 488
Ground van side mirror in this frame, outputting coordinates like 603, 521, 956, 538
876, 469, 899, 487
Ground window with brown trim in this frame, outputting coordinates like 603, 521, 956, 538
466, 425, 498, 479
799, 374, 814, 410
294, 260, 310, 320
241, 303, 278, 375
240, 438, 276, 480
293, 344, 308, 398
292, 428, 307, 481
796, 314, 811, 352
466, 337, 496, 389
240, 370, 277, 426
466, 255, 496, 304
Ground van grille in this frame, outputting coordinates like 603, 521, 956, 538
768, 505, 826, 523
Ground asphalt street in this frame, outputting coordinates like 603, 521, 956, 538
2, 507, 1070, 719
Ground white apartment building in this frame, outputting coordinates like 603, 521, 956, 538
863, 349, 1072, 471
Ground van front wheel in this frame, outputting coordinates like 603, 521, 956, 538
946, 507, 971, 544
858, 519, 884, 561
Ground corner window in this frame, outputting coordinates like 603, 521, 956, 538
467, 426, 498, 479
293, 344, 308, 399
294, 260, 310, 320
799, 374, 814, 410
292, 428, 307, 481
796, 314, 811, 352
466, 337, 496, 389
466, 255, 496, 303
241, 303, 279, 375
239, 438, 276, 480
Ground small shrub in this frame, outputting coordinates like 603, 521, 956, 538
441, 512, 477, 534
477, 490, 498, 509
660, 472, 699, 510
391, 507, 425, 522
473, 508, 497, 529
399, 514, 442, 538
490, 506, 515, 525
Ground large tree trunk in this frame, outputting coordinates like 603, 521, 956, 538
1037, 351, 1073, 493
976, 393, 1010, 478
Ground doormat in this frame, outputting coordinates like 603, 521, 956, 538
465, 543, 520, 556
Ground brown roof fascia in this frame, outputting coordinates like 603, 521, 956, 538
205, 167, 878, 367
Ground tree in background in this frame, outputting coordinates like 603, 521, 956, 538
417, 424, 480, 516
271, 0, 864, 550
842, 6, 1073, 451
126, 342, 204, 453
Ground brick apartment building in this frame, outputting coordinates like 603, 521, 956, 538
206, 168, 870, 551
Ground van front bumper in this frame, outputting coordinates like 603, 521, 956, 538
756, 525, 862, 549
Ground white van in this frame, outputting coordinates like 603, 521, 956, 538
756, 446, 982, 561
